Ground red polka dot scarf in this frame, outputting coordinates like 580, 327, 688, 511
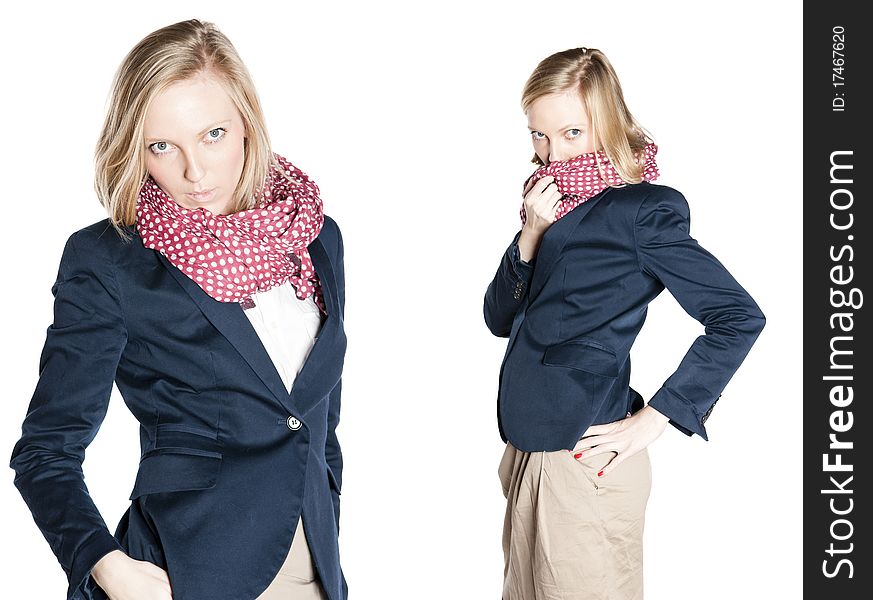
520, 142, 660, 225
136, 153, 327, 314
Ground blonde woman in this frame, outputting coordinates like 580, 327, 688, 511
484, 47, 766, 599
10, 20, 347, 600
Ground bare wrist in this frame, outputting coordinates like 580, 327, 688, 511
91, 549, 125, 587
518, 226, 543, 262
643, 404, 670, 424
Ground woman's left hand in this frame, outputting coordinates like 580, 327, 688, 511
571, 405, 670, 476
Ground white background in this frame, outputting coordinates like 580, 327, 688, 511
0, 1, 801, 598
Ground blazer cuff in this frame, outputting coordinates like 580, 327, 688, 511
68, 529, 123, 600
647, 387, 713, 441
508, 240, 535, 295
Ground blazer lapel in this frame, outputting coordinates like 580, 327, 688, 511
152, 235, 342, 418
526, 187, 614, 304
286, 238, 345, 415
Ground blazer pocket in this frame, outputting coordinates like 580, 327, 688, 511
542, 338, 619, 378
154, 423, 221, 454
129, 448, 222, 500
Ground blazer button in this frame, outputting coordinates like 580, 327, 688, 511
287, 416, 302, 430
700, 395, 721, 425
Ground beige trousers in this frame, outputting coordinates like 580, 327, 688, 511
499, 442, 652, 600
254, 516, 328, 600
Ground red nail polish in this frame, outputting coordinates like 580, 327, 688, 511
574, 452, 583, 459
597, 470, 604, 477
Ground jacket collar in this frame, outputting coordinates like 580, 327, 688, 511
150, 233, 344, 418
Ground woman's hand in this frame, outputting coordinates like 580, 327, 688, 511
518, 175, 562, 262
571, 405, 670, 476
91, 549, 173, 599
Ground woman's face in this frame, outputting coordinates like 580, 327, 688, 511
143, 73, 246, 216
526, 90, 596, 165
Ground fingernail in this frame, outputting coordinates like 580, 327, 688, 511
597, 470, 604, 477
574, 452, 583, 459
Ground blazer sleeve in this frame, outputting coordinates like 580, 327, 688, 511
484, 230, 536, 337
9, 229, 127, 599
634, 188, 766, 440
325, 219, 344, 532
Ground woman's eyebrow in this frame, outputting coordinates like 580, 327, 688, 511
527, 123, 586, 132
145, 119, 233, 143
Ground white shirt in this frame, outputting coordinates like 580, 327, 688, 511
241, 280, 324, 393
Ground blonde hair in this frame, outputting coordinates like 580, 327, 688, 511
94, 19, 277, 241
521, 47, 655, 184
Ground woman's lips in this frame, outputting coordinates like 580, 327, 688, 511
186, 189, 215, 201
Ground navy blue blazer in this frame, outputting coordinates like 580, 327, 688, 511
9, 216, 347, 600
484, 182, 766, 452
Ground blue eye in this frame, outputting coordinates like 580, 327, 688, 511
148, 127, 227, 157
150, 141, 172, 156
206, 128, 227, 142
567, 129, 582, 138
531, 131, 546, 140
